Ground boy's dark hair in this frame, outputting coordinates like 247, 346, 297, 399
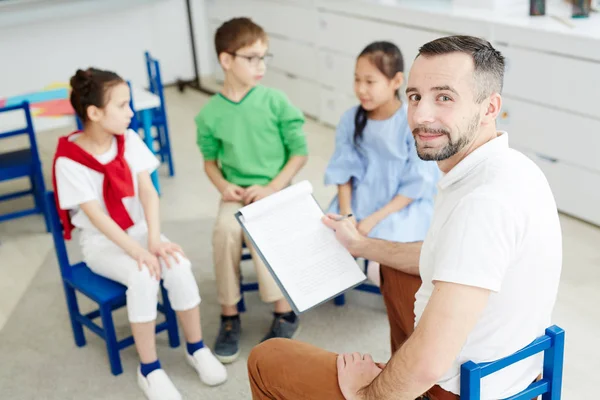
417, 35, 505, 103
214, 17, 268, 58
70, 68, 124, 122
354, 41, 404, 147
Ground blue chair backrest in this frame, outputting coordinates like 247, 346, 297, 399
461, 325, 565, 399
46, 191, 74, 279
144, 51, 166, 111
0, 101, 40, 160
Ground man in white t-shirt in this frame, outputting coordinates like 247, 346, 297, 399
246, 35, 562, 400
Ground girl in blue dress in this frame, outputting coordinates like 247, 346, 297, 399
324, 41, 440, 286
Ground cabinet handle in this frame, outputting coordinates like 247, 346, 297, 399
536, 154, 558, 163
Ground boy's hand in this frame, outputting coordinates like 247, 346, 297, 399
222, 183, 245, 202
243, 185, 276, 205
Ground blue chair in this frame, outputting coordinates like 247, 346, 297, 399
0, 101, 50, 230
461, 325, 565, 399
143, 51, 175, 177
334, 258, 381, 306
46, 191, 180, 375
237, 243, 257, 313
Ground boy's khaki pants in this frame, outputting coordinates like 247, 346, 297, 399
213, 201, 284, 306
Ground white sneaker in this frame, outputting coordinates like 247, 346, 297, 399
137, 367, 182, 400
186, 347, 228, 386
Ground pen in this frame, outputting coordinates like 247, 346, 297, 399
335, 213, 353, 221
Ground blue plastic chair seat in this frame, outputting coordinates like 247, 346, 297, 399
0, 149, 34, 180
65, 262, 127, 305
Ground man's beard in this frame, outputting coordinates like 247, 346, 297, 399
413, 113, 480, 161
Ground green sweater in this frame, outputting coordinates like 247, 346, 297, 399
196, 85, 308, 187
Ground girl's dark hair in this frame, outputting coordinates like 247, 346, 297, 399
70, 68, 125, 123
354, 41, 404, 146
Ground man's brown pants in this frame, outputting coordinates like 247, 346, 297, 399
247, 266, 460, 400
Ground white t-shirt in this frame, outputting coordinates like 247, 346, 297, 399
414, 132, 562, 399
55, 129, 160, 251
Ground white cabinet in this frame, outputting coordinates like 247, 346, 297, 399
262, 68, 320, 118
317, 11, 441, 70
500, 44, 600, 119
518, 148, 600, 226
317, 50, 355, 97
206, 0, 317, 43
269, 37, 318, 81
500, 96, 600, 174
319, 88, 357, 127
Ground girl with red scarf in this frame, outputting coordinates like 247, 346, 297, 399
53, 68, 226, 400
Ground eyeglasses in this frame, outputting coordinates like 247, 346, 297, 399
228, 52, 274, 67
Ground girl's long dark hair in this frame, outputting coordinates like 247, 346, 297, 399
354, 41, 404, 147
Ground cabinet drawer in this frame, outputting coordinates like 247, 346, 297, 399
499, 96, 600, 174
318, 11, 447, 65
493, 22, 600, 63
319, 88, 357, 127
262, 68, 320, 117
269, 37, 317, 81
499, 44, 600, 118
206, 0, 317, 43
317, 50, 356, 96
519, 149, 600, 226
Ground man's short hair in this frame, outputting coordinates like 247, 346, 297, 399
417, 35, 505, 103
214, 17, 268, 58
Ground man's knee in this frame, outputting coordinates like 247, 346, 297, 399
248, 338, 290, 375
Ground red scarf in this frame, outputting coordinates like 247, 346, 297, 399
52, 132, 135, 240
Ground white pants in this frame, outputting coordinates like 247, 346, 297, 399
83, 225, 201, 323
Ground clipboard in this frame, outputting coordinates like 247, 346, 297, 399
235, 192, 367, 314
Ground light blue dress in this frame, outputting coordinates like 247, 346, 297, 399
324, 105, 440, 243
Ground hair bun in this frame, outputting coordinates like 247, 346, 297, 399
70, 68, 95, 97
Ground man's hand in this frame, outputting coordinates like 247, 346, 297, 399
337, 353, 383, 400
222, 183, 245, 202
322, 213, 365, 256
149, 241, 184, 269
357, 215, 380, 236
243, 185, 276, 205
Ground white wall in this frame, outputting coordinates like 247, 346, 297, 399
0, 0, 213, 97
190, 0, 216, 81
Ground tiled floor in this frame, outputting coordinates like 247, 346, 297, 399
0, 87, 598, 397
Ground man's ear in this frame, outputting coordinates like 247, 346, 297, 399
481, 92, 502, 126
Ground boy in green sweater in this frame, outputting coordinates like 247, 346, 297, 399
195, 17, 308, 363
